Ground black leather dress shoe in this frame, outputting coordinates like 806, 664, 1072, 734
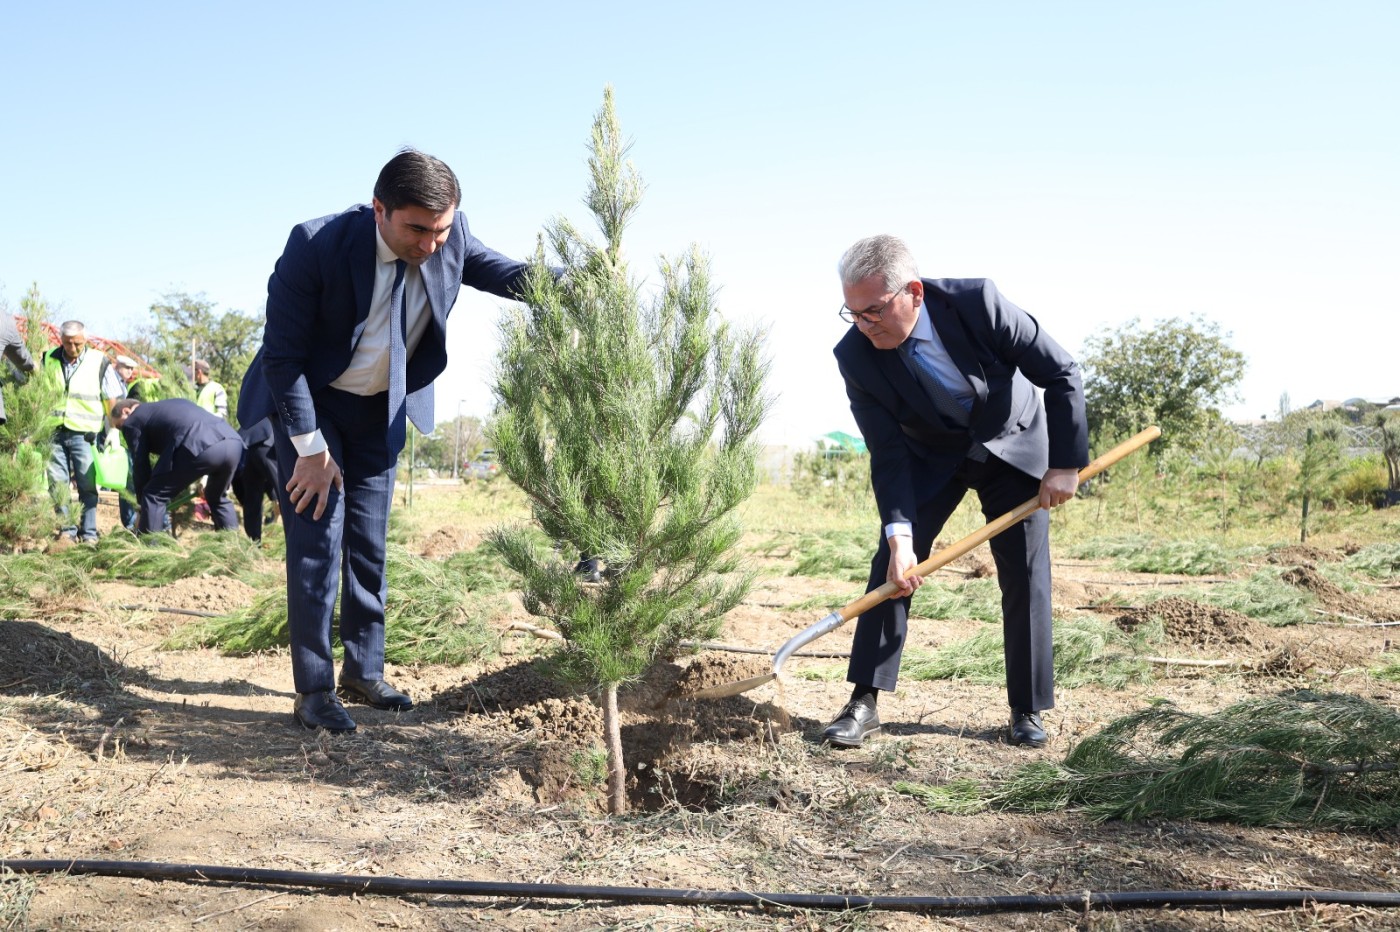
822, 695, 881, 748
338, 676, 414, 711
1008, 710, 1047, 748
294, 691, 357, 734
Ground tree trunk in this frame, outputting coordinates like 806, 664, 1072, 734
604, 682, 626, 815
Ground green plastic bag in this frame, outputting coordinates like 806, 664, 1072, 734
92, 441, 129, 490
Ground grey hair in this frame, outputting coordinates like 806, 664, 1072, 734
59, 320, 86, 337
838, 235, 920, 293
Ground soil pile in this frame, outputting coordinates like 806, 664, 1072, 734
1114, 596, 1258, 648
1267, 545, 1339, 565
667, 653, 772, 698
1280, 564, 1399, 621
418, 526, 478, 559
142, 576, 259, 615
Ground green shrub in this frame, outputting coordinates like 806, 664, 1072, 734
1335, 455, 1389, 507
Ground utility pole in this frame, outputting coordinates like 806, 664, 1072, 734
452, 399, 466, 480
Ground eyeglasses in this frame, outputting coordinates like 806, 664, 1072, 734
838, 285, 908, 324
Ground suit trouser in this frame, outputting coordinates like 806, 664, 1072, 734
140, 438, 242, 534
847, 453, 1055, 713
271, 388, 398, 695
232, 443, 279, 541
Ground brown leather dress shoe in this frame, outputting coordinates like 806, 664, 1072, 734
1008, 710, 1047, 748
294, 691, 357, 734
338, 676, 413, 711
822, 695, 881, 748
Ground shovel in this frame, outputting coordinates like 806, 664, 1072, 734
687, 426, 1162, 699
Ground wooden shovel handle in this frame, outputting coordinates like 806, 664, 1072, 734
836, 426, 1162, 623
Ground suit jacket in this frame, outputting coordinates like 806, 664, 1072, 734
0, 314, 37, 424
121, 398, 241, 494
834, 278, 1089, 528
238, 204, 530, 437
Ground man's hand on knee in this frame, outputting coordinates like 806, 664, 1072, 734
287, 451, 344, 520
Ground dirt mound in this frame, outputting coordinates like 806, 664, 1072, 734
1280, 565, 1398, 621
142, 576, 259, 615
1267, 545, 1340, 565
442, 654, 801, 810
1281, 565, 1346, 597
0, 619, 128, 696
667, 653, 772, 698
418, 526, 478, 559
509, 696, 604, 742
1115, 597, 1257, 648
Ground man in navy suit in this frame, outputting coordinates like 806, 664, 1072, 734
239, 149, 535, 734
232, 416, 279, 543
825, 235, 1089, 750
110, 397, 243, 535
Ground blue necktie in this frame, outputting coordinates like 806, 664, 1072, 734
387, 259, 408, 452
903, 338, 970, 426
903, 338, 988, 461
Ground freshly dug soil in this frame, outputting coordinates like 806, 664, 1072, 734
1114, 596, 1258, 648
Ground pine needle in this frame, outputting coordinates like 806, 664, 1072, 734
901, 614, 1157, 688
163, 543, 503, 664
901, 691, 1400, 828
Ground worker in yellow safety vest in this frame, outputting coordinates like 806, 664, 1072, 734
193, 359, 228, 420
44, 320, 125, 542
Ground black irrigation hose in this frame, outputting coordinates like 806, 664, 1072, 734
4, 859, 1400, 915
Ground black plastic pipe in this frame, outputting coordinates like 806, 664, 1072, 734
4, 860, 1400, 914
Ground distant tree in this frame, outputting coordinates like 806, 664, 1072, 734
1375, 411, 1400, 497
1081, 315, 1246, 453
490, 90, 770, 814
414, 414, 486, 473
1290, 422, 1346, 542
139, 292, 262, 423
0, 285, 61, 547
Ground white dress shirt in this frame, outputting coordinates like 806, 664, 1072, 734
291, 229, 434, 456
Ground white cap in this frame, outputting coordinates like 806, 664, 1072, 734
115, 355, 139, 368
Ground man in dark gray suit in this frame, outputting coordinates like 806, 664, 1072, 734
825, 235, 1089, 750
239, 149, 535, 734
110, 397, 243, 535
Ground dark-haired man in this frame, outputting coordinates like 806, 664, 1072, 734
825, 235, 1088, 750
110, 397, 242, 535
240, 149, 535, 734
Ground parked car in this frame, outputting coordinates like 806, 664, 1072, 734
465, 449, 500, 480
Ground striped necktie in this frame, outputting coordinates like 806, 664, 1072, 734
386, 259, 408, 452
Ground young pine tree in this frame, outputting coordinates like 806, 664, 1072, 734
0, 286, 62, 548
490, 89, 770, 814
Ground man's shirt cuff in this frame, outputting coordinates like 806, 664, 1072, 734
885, 522, 912, 540
291, 430, 327, 457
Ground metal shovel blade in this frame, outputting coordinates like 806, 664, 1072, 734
685, 611, 846, 699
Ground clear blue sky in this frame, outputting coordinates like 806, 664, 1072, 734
3, 1, 1395, 445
